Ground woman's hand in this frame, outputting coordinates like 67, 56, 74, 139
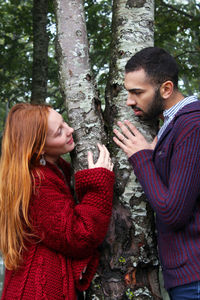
88, 143, 114, 171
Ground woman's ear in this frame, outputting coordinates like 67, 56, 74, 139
160, 81, 174, 99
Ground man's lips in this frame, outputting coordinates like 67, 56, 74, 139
132, 106, 143, 116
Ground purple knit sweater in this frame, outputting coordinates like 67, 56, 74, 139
129, 101, 200, 290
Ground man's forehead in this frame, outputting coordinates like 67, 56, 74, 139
124, 69, 151, 89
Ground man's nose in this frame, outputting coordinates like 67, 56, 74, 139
126, 94, 136, 106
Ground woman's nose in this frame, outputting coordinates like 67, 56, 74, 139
67, 125, 74, 135
64, 123, 74, 135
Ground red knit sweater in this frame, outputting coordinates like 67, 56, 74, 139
1, 158, 114, 299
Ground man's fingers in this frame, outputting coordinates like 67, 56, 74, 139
151, 136, 158, 149
113, 136, 127, 151
113, 128, 127, 144
124, 120, 142, 137
116, 121, 135, 141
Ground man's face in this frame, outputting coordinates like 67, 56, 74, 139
124, 69, 164, 120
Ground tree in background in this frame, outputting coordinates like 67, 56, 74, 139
0, 0, 32, 108
0, 0, 199, 118
31, 0, 49, 103
155, 0, 200, 97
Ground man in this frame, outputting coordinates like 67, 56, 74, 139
113, 47, 200, 299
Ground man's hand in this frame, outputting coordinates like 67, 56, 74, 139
113, 120, 157, 158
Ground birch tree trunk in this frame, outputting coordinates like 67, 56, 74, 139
0, 257, 4, 297
54, 0, 106, 171
54, 0, 161, 299
31, 0, 49, 103
89, 0, 161, 299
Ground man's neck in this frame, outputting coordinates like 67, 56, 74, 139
164, 90, 184, 111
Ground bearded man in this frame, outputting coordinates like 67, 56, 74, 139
113, 47, 200, 300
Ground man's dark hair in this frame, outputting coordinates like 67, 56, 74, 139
125, 47, 179, 89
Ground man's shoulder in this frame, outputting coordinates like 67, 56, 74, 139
174, 102, 200, 137
175, 100, 200, 123
178, 99, 200, 115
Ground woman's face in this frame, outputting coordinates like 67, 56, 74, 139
43, 108, 75, 164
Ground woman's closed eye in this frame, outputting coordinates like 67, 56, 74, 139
57, 127, 63, 136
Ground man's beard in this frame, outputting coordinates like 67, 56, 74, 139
140, 88, 164, 121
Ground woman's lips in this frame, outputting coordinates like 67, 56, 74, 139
67, 137, 74, 145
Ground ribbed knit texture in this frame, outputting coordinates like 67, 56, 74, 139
1, 158, 114, 299
129, 101, 200, 290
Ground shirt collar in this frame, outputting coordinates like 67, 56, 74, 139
163, 95, 198, 121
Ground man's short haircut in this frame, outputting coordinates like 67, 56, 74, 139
125, 47, 179, 89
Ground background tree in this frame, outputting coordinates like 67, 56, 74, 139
155, 0, 200, 97
0, 0, 199, 122
31, 0, 49, 103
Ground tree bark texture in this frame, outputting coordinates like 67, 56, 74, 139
31, 0, 49, 103
55, 0, 161, 299
54, 0, 106, 172
88, 0, 161, 299
0, 256, 4, 297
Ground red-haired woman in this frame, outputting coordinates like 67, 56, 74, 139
0, 103, 114, 299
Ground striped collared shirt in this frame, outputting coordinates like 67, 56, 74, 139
158, 95, 198, 140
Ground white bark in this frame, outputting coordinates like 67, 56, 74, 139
98, 0, 161, 299
55, 0, 161, 299
54, 0, 106, 171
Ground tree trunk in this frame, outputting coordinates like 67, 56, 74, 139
88, 1, 161, 299
55, 0, 161, 299
0, 256, 4, 297
54, 0, 106, 171
31, 0, 49, 103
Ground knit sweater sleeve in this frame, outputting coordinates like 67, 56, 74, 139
128, 125, 200, 230
30, 167, 114, 259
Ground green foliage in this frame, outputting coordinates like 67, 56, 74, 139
119, 256, 127, 264
0, 0, 64, 127
0, 0, 199, 127
126, 288, 135, 299
0, 0, 33, 104
155, 0, 200, 97
84, 0, 112, 100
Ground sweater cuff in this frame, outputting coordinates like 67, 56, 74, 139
75, 167, 115, 199
128, 150, 153, 174
75, 167, 114, 185
72, 250, 100, 291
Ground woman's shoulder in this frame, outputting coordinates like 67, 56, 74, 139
32, 158, 71, 186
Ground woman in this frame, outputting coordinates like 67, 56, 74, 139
0, 103, 114, 299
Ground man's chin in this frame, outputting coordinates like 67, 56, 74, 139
139, 113, 160, 122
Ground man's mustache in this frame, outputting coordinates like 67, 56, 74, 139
131, 105, 142, 111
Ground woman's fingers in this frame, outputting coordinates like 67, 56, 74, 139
88, 144, 113, 171
96, 143, 105, 163
87, 151, 94, 168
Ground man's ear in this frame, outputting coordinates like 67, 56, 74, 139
160, 81, 174, 99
